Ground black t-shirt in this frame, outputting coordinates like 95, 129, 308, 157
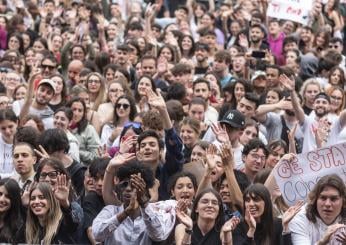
303, 104, 313, 116
82, 191, 105, 229
66, 160, 86, 198
191, 225, 222, 245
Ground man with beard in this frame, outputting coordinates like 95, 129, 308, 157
249, 24, 268, 51
281, 74, 346, 152
299, 26, 314, 54
255, 91, 304, 153
13, 74, 55, 129
194, 42, 210, 77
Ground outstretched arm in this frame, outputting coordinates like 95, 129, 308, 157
102, 153, 136, 205
19, 72, 40, 125
279, 74, 305, 124
255, 99, 293, 123
220, 143, 243, 213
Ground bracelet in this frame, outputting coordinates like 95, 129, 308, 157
185, 228, 193, 235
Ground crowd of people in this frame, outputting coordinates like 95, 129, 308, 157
0, 0, 345, 244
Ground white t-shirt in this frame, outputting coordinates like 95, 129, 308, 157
301, 114, 342, 153
0, 136, 14, 178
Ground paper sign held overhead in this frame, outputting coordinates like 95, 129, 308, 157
267, 0, 314, 25
273, 143, 346, 206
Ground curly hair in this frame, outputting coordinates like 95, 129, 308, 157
116, 160, 155, 188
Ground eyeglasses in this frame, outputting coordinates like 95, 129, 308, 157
249, 153, 266, 162
88, 79, 101, 84
116, 103, 130, 110
331, 95, 343, 101
39, 171, 60, 179
41, 64, 56, 70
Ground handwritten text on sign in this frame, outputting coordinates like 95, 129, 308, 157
267, 0, 313, 25
273, 143, 346, 206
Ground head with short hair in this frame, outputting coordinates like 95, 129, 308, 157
39, 128, 69, 156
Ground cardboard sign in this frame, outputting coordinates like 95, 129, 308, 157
267, 0, 314, 25
273, 143, 346, 206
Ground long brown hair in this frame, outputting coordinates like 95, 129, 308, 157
306, 174, 346, 223
26, 182, 62, 244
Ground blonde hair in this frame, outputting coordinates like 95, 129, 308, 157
326, 85, 346, 115
180, 117, 201, 135
26, 182, 62, 245
299, 78, 321, 105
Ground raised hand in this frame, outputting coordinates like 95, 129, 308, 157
279, 74, 295, 92
146, 88, 166, 110
54, 174, 70, 208
124, 189, 139, 215
97, 144, 110, 158
220, 142, 234, 167
211, 123, 228, 143
131, 173, 150, 207
245, 209, 256, 232
320, 224, 346, 244
119, 135, 138, 154
334, 227, 346, 243
21, 181, 35, 207
205, 144, 218, 172
222, 216, 240, 233
287, 122, 298, 142
282, 200, 304, 231
34, 145, 50, 160
176, 199, 193, 229
109, 152, 136, 168
238, 34, 249, 48
277, 98, 293, 110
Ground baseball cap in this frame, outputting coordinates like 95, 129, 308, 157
38, 79, 56, 94
220, 110, 245, 129
251, 71, 266, 82
315, 92, 330, 103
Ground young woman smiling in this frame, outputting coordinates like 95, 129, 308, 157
85, 72, 106, 111
100, 95, 137, 146
49, 74, 67, 112
232, 183, 303, 244
0, 178, 25, 244
180, 117, 201, 163
97, 79, 132, 124
26, 181, 79, 244
134, 75, 157, 112
53, 107, 80, 162
175, 188, 240, 245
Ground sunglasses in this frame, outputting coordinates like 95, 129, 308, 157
117, 180, 131, 189
116, 103, 130, 110
41, 64, 56, 70
124, 121, 141, 129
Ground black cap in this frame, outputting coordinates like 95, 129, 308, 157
220, 110, 245, 128
315, 92, 330, 103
